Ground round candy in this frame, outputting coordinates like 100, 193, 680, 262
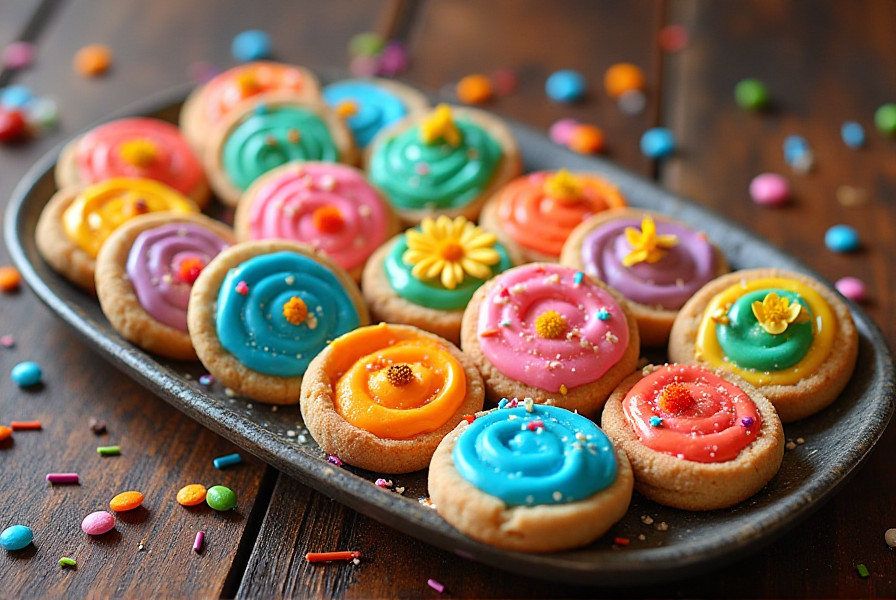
658, 24, 689, 52
24, 97, 58, 130
491, 68, 518, 95
81, 511, 115, 535
783, 134, 811, 165
825, 225, 860, 253
349, 32, 385, 58
0, 266, 21, 291
206, 485, 237, 511
640, 127, 676, 158
841, 121, 865, 149
0, 108, 27, 143
73, 44, 112, 76
377, 41, 409, 77
0, 425, 12, 441
109, 491, 144, 512
734, 78, 769, 111
568, 124, 604, 154
835, 276, 867, 302
885, 528, 896, 548
231, 30, 272, 61
549, 118, 579, 145
11, 361, 41, 387
618, 89, 647, 115
749, 173, 790, 206
545, 69, 586, 103
456, 74, 493, 105
0, 525, 33, 551
604, 63, 645, 99
177, 484, 207, 506
0, 85, 34, 109
874, 103, 896, 136
2, 41, 35, 70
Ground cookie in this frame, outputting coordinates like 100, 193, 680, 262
428, 402, 633, 552
35, 178, 199, 292
180, 61, 321, 155
460, 263, 640, 416
300, 323, 484, 473
366, 103, 522, 226
203, 92, 357, 206
234, 162, 400, 282
601, 363, 785, 510
322, 77, 429, 149
480, 169, 626, 263
95, 213, 235, 360
362, 215, 518, 346
55, 117, 211, 208
187, 240, 369, 404
560, 208, 729, 346
668, 269, 858, 423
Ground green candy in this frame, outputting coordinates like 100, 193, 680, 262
874, 103, 896, 136
206, 485, 237, 511
734, 78, 769, 111
349, 32, 385, 58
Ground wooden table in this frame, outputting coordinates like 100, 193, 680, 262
1, 1, 895, 597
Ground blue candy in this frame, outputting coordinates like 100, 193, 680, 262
825, 225, 860, 253
213, 453, 243, 469
231, 30, 272, 62
11, 361, 41, 387
0, 525, 33, 551
545, 70, 586, 103
0, 85, 34, 109
640, 127, 676, 158
783, 135, 810, 165
841, 121, 865, 149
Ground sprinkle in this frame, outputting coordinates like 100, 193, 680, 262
386, 364, 414, 386
527, 420, 544, 431
614, 537, 630, 546
0, 266, 21, 292
46, 473, 79, 484
305, 550, 360, 563
177, 257, 204, 284
785, 441, 797, 451
499, 319, 512, 327
573, 271, 584, 286
59, 557, 76, 568
193, 531, 204, 552
596, 308, 611, 321
73, 44, 112, 76
710, 307, 730, 325
656, 522, 669, 531
479, 328, 499, 337
498, 398, 509, 409
213, 453, 242, 469
0, 335, 14, 347
0, 426, 11, 441
552, 491, 563, 501
741, 416, 755, 427
462, 414, 475, 424
796, 437, 805, 445
11, 421, 41, 430
605, 331, 619, 344
97, 445, 121, 456
287, 128, 301, 144
559, 384, 568, 395
199, 375, 214, 386
327, 455, 343, 467
375, 478, 392, 488
649, 416, 663, 427
235, 281, 249, 295
427, 579, 445, 594
641, 515, 655, 525
524, 397, 534, 412
857, 564, 870, 578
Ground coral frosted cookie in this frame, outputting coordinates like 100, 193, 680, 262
187, 240, 369, 404
55, 117, 211, 208
367, 103, 522, 225
234, 162, 400, 281
362, 215, 516, 345
180, 61, 321, 154
35, 178, 199, 291
204, 94, 356, 206
480, 169, 626, 263
668, 269, 858, 422
428, 402, 633, 552
95, 213, 234, 360
560, 209, 728, 346
323, 78, 429, 149
602, 364, 785, 510
301, 323, 484, 473
460, 263, 639, 415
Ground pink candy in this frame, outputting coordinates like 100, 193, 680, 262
835, 277, 867, 302
2, 41, 35, 70
749, 173, 790, 206
81, 510, 115, 535
549, 118, 580, 145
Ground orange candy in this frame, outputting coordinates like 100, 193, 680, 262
568, 124, 605, 154
109, 491, 144, 512
456, 74, 493, 105
74, 44, 113, 77
0, 425, 12, 442
176, 484, 207, 506
0, 266, 21, 292
604, 63, 645, 99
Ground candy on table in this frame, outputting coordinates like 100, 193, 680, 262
549, 118, 579, 145
109, 491, 144, 512
618, 89, 647, 115
604, 63, 645, 99
0, 108, 27, 143
0, 425, 12, 441
73, 44, 112, 76
874, 103, 896, 135
81, 511, 115, 535
749, 173, 790, 206
88, 417, 107, 434
0, 266, 21, 291
0, 85, 34, 109
825, 224, 860, 253
59, 557, 77, 568
456, 74, 493, 104
0, 525, 33, 551
545, 69, 586, 103
349, 31, 385, 57
2, 41, 35, 70
427, 579, 446, 593
10, 420, 41, 430
491, 68, 518, 95
835, 277, 867, 302
885, 528, 896, 548
783, 134, 814, 173
377, 41, 409, 77
568, 124, 604, 154
177, 483, 208, 506
193, 531, 205, 552
24, 96, 59, 132
213, 453, 242, 469
841, 121, 865, 148
658, 24, 689, 52
11, 361, 42, 387
206, 485, 237, 511
640, 127, 676, 158
734, 78, 769, 111
46, 473, 79, 484
1, 335, 14, 348
232, 29, 272, 61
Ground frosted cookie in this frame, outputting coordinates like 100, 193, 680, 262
95, 213, 234, 360
180, 61, 321, 154
480, 169, 626, 263
560, 209, 729, 346
322, 78, 429, 149
362, 215, 517, 345
187, 240, 369, 404
55, 117, 211, 208
300, 323, 484, 473
35, 178, 199, 292
428, 402, 633, 552
366, 104, 522, 225
203, 93, 356, 206
668, 269, 858, 423
601, 364, 785, 510
460, 263, 639, 416
234, 162, 400, 282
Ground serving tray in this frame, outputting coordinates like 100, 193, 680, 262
5, 83, 894, 586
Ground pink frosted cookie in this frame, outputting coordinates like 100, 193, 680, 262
234, 162, 400, 281
460, 263, 639, 416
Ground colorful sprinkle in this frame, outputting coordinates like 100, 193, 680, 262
0, 426, 11, 441
559, 384, 568, 396
527, 419, 544, 431
73, 44, 112, 77
282, 296, 309, 325
1, 335, 14, 348
231, 30, 272, 61
349, 32, 385, 58
10, 421, 41, 430
649, 416, 663, 427
841, 121, 865, 149
0, 266, 21, 291
46, 473, 79, 484
658, 382, 693, 414
2, 41, 35, 70
213, 453, 242, 469
835, 277, 867, 302
177, 257, 204, 284
604, 63, 645, 99
305, 550, 360, 562
462, 414, 476, 424
658, 24, 689, 52
546, 69, 586, 103
479, 328, 499, 338
614, 537, 631, 546
596, 308, 611, 321
235, 281, 249, 295
741, 416, 755, 427
193, 531, 204, 553
97, 445, 121, 456
59, 557, 76, 568
199, 374, 214, 386
640, 127, 676, 158
825, 225, 860, 253
427, 579, 446, 593
549, 118, 580, 145
875, 103, 896, 136
573, 271, 584, 286
856, 563, 870, 578
456, 74, 493, 105
375, 478, 392, 488
88, 418, 107, 434
327, 455, 343, 467
734, 78, 769, 111
568, 124, 604, 154
749, 173, 790, 206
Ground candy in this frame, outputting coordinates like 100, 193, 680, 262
549, 118, 579, 145
377, 41, 409, 77
618, 89, 647, 115
545, 69, 586, 103
0, 426, 11, 441
857, 564, 870, 578
11, 361, 42, 387
640, 127, 676, 158
0, 266, 21, 291
734, 78, 769, 111
24, 97, 59, 131
97, 445, 121, 456
456, 74, 492, 104
349, 32, 385, 58
604, 63, 645, 99
783, 134, 810, 164
749, 173, 790, 206
427, 579, 445, 593
2, 41, 35, 70
841, 121, 865, 149
305, 550, 360, 562
46, 473, 79, 484
658, 24, 689, 52
568, 124, 604, 154
491, 68, 518, 95
874, 103, 896, 136
81, 511, 115, 535
213, 453, 242, 469
885, 528, 896, 548
73, 44, 112, 76
88, 417, 107, 434
109, 491, 144, 512
835, 277, 867, 302
206, 485, 237, 511
1, 335, 13, 348
193, 531, 205, 552
59, 557, 76, 568
0, 109, 27, 143
231, 30, 272, 61
825, 225, 860, 253
10, 421, 41, 430
0, 85, 34, 109
0, 525, 33, 551
176, 484, 207, 506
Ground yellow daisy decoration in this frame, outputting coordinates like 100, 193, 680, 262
403, 215, 500, 290
543, 169, 583, 202
419, 104, 462, 147
622, 216, 679, 267
752, 292, 810, 335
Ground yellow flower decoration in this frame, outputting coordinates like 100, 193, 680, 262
403, 215, 500, 290
622, 216, 679, 267
419, 104, 461, 147
543, 169, 583, 202
751, 292, 810, 335
118, 139, 158, 167
535, 310, 567, 339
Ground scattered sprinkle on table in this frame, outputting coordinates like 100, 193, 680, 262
641, 127, 676, 158
749, 173, 790, 206
349, 32, 385, 58
604, 63, 645, 99
614, 537, 630, 546
327, 454, 343, 466
456, 74, 493, 104
0, 425, 11, 441
11, 420, 41, 430
206, 485, 237, 511
549, 118, 579, 145
73, 44, 112, 76
81, 511, 115, 535
856, 563, 870, 578
0, 525, 33, 551
2, 41, 35, 70
193, 531, 205, 552
491, 68, 518, 95
1, 335, 14, 348
59, 557, 76, 568
213, 453, 242, 469
199, 374, 214, 386
0, 266, 21, 291
734, 78, 769, 111
427, 578, 445, 593
841, 121, 865, 148
0, 108, 26, 143
835, 277, 867, 302
11, 361, 42, 386
825, 225, 860, 253
545, 69, 586, 103
110, 491, 144, 512
306, 550, 361, 563
874, 103, 896, 136
177, 484, 207, 506
568, 124, 604, 154
232, 30, 272, 61
46, 473, 79, 484
97, 445, 121, 456
618, 89, 647, 115
88, 418, 107, 435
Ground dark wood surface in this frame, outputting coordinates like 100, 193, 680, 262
1, 0, 895, 597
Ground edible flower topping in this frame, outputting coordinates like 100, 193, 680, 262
543, 169, 583, 202
622, 216, 679, 267
283, 296, 308, 326
751, 292, 809, 335
535, 310, 567, 339
657, 382, 693, 414
710, 306, 730, 325
419, 104, 461, 147
177, 257, 205, 285
336, 100, 359, 119
386, 364, 414, 387
403, 215, 499, 290
312, 205, 345, 233
118, 139, 158, 167
236, 73, 260, 94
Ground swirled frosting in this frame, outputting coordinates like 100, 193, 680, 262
245, 163, 390, 271
621, 364, 762, 463
452, 403, 618, 506
328, 323, 466, 439
62, 178, 198, 258
495, 171, 626, 257
126, 223, 230, 331
477, 264, 629, 392
323, 81, 409, 148
581, 217, 716, 310
222, 105, 339, 191
216, 251, 360, 377
74, 118, 204, 196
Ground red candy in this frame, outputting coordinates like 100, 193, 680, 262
0, 109, 27, 143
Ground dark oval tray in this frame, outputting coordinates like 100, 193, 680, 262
4, 83, 894, 586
